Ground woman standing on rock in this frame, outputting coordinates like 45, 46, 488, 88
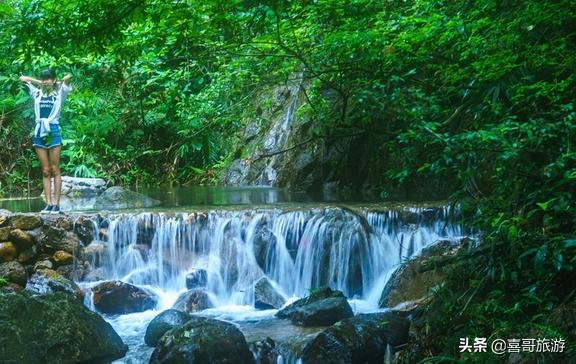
19, 69, 72, 214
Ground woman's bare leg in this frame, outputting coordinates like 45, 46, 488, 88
35, 147, 52, 205
48, 146, 62, 206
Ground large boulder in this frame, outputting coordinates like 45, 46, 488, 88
0, 226, 10, 240
0, 261, 27, 286
172, 289, 213, 313
290, 296, 354, 327
38, 227, 81, 255
94, 186, 161, 210
26, 269, 83, 300
379, 238, 471, 308
92, 280, 158, 314
299, 312, 410, 363
254, 276, 286, 310
252, 225, 277, 270
0, 292, 127, 364
145, 309, 191, 347
149, 316, 255, 364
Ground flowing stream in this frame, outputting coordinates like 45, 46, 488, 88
76, 204, 465, 363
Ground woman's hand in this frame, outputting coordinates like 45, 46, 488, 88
61, 74, 72, 85
19, 75, 42, 85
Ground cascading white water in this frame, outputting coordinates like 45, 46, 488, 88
81, 205, 464, 364
88, 206, 463, 307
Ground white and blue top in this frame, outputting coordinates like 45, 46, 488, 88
26, 82, 72, 138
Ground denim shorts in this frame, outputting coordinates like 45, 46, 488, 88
32, 123, 62, 149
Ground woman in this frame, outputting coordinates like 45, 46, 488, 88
19, 69, 72, 213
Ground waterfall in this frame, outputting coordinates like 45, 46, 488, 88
85, 205, 463, 307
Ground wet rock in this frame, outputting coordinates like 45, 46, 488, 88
254, 276, 286, 310
0, 282, 24, 293
73, 216, 97, 244
9, 228, 35, 250
172, 289, 213, 313
41, 228, 81, 254
54, 216, 72, 230
94, 186, 161, 210
34, 259, 53, 270
379, 238, 469, 308
0, 226, 10, 241
92, 280, 158, 314
18, 245, 37, 263
276, 287, 345, 319
0, 292, 127, 364
250, 337, 279, 364
145, 309, 192, 347
300, 312, 410, 363
185, 269, 207, 289
53, 250, 74, 265
9, 214, 42, 230
253, 225, 277, 270
0, 242, 17, 262
149, 316, 255, 364
0, 261, 27, 286
26, 269, 84, 299
290, 297, 354, 327
56, 264, 85, 281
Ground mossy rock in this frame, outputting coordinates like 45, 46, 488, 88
0, 292, 127, 364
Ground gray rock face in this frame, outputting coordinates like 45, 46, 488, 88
149, 316, 255, 364
92, 280, 158, 314
299, 312, 410, 364
145, 309, 191, 347
254, 276, 286, 310
94, 186, 161, 210
0, 292, 127, 364
185, 269, 207, 289
172, 289, 213, 313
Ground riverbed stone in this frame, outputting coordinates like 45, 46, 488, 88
253, 225, 277, 270
9, 214, 42, 230
0, 242, 17, 262
0, 291, 128, 364
53, 250, 74, 265
92, 280, 159, 314
26, 269, 84, 299
254, 276, 286, 310
299, 312, 410, 363
41, 228, 81, 254
9, 228, 35, 250
0, 261, 27, 286
185, 268, 208, 289
149, 316, 255, 364
94, 186, 161, 210
34, 259, 53, 270
145, 309, 192, 347
172, 289, 213, 313
276, 287, 345, 319
291, 296, 354, 327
